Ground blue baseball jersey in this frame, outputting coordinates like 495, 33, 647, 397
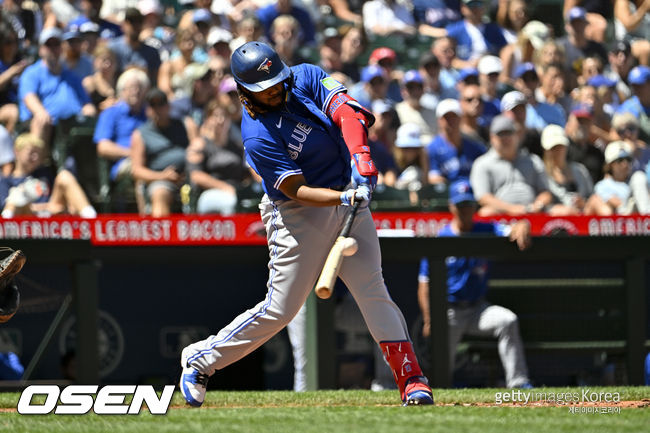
438, 221, 508, 302
242, 64, 352, 201
427, 134, 486, 182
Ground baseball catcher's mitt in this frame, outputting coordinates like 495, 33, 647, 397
0, 249, 26, 323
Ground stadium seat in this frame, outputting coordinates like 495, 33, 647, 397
417, 184, 449, 212
370, 184, 419, 212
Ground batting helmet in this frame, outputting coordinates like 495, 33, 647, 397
231, 41, 291, 92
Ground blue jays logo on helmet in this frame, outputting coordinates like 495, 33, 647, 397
231, 41, 291, 92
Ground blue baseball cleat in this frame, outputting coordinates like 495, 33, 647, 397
403, 378, 434, 406
179, 348, 210, 407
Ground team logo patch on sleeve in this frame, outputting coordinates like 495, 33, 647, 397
321, 77, 341, 90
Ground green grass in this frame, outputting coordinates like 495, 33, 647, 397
0, 387, 647, 433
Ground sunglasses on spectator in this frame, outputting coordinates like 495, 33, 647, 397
149, 99, 168, 108
463, 96, 481, 103
45, 39, 61, 48
369, 78, 385, 86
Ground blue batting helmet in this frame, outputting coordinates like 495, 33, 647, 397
231, 41, 291, 92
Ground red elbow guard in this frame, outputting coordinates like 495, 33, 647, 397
328, 93, 374, 157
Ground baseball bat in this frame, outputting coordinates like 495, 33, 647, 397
315, 201, 361, 299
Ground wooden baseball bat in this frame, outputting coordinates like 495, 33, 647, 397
315, 201, 361, 299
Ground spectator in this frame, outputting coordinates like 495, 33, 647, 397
611, 112, 650, 173
94, 68, 149, 182
604, 40, 634, 101
590, 141, 650, 215
230, 14, 266, 51
536, 63, 573, 117
186, 99, 248, 215
0, 23, 26, 134
613, 0, 650, 66
588, 75, 620, 117
269, 14, 306, 66
99, 0, 139, 23
79, 21, 101, 56
565, 104, 606, 183
477, 55, 502, 125
432, 36, 460, 98
318, 26, 347, 84
533, 40, 566, 74
470, 114, 553, 216
328, 0, 363, 25
206, 27, 233, 63
217, 76, 242, 128
417, 179, 532, 388
616, 66, 650, 143
367, 47, 403, 104
395, 70, 437, 145
556, 7, 607, 78
393, 123, 428, 191
138, 0, 164, 43
157, 28, 196, 99
500, 90, 537, 153
62, 29, 93, 80
362, 0, 416, 38
577, 55, 604, 86
337, 24, 367, 84
500, 20, 549, 86
348, 65, 389, 111
18, 27, 96, 144
459, 82, 487, 144
0, 133, 97, 218
68, 0, 123, 40
82, 44, 118, 112
513, 62, 566, 130
563, 0, 612, 43
427, 98, 486, 184
496, 0, 530, 44
418, 52, 445, 110
455, 67, 479, 95
541, 124, 595, 215
257, 0, 315, 45
444, 0, 507, 67
130, 89, 188, 217
573, 86, 612, 145
109, 8, 161, 84
170, 63, 215, 142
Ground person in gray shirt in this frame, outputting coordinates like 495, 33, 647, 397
470, 115, 554, 216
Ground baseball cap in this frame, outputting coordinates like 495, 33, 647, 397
566, 6, 587, 22
478, 55, 502, 75
458, 68, 479, 82
514, 62, 538, 80
395, 123, 423, 148
62, 29, 81, 41
609, 40, 631, 55
490, 114, 517, 135
371, 99, 393, 114
39, 27, 63, 45
218, 76, 237, 94
541, 124, 569, 150
436, 98, 462, 118
403, 69, 423, 85
571, 103, 594, 119
138, 0, 163, 16
361, 65, 385, 83
604, 141, 633, 164
449, 179, 476, 205
461, 0, 484, 7
587, 75, 617, 88
322, 26, 342, 42
500, 91, 527, 111
419, 52, 440, 69
207, 27, 233, 46
627, 65, 650, 85
179, 63, 211, 94
369, 47, 397, 64
521, 20, 549, 51
193, 8, 212, 24
146, 88, 168, 106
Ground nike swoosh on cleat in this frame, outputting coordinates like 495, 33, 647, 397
276, 117, 282, 128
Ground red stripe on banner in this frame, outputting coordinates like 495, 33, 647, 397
0, 213, 649, 246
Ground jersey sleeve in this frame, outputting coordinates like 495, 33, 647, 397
93, 107, 115, 143
297, 64, 346, 114
244, 136, 302, 191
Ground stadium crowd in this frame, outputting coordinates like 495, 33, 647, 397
0, 0, 648, 217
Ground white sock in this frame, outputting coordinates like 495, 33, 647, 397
1, 209, 14, 219
79, 205, 97, 219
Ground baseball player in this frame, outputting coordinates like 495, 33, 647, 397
180, 41, 433, 406
418, 179, 532, 388
0, 249, 26, 323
